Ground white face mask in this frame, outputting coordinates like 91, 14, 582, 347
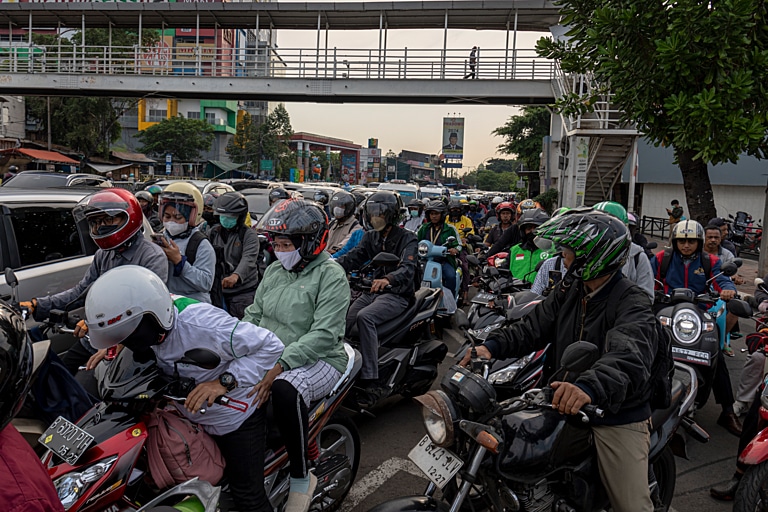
333, 207, 347, 219
275, 248, 303, 271
164, 221, 189, 237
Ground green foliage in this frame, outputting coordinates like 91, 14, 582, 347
533, 188, 559, 215
26, 97, 130, 161
485, 158, 522, 174
473, 170, 520, 192
493, 107, 551, 173
536, 0, 768, 221
226, 104, 294, 179
226, 111, 259, 165
136, 115, 214, 162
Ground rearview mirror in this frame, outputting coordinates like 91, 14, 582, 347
733, 258, 743, 268
4, 267, 17, 288
561, 341, 599, 374
462, 227, 473, 234
466, 255, 480, 267
445, 236, 457, 245
646, 242, 658, 250
178, 348, 221, 370
721, 262, 739, 277
487, 266, 500, 277
371, 253, 400, 266
727, 299, 754, 319
451, 309, 470, 331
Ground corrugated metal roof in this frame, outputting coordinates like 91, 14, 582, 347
1, 148, 79, 164
111, 151, 157, 164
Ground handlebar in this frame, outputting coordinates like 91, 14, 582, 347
163, 394, 249, 415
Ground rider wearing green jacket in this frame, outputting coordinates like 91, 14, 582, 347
509, 208, 552, 284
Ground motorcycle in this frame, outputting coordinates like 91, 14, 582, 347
733, 358, 768, 511
371, 340, 708, 512
653, 260, 753, 408
418, 237, 463, 313
728, 212, 763, 256
467, 264, 535, 331
345, 252, 448, 409
39, 344, 363, 511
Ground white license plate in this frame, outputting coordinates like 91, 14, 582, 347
39, 416, 94, 465
407, 435, 463, 489
421, 281, 432, 288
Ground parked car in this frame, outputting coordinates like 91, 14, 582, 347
2, 171, 112, 189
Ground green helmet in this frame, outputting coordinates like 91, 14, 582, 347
535, 208, 630, 281
593, 201, 629, 225
552, 207, 570, 217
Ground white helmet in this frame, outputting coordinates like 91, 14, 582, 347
491, 196, 504, 206
86, 266, 174, 350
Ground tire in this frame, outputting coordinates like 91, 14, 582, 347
313, 415, 361, 512
734, 460, 768, 512
651, 446, 676, 509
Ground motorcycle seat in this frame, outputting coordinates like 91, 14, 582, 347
347, 287, 440, 340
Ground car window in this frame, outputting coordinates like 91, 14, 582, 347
8, 205, 85, 267
244, 195, 270, 218
3, 174, 65, 188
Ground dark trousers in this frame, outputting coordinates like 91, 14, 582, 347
271, 380, 309, 479
712, 351, 736, 412
214, 407, 271, 512
224, 289, 256, 320
346, 293, 410, 380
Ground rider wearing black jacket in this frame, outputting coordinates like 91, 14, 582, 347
463, 209, 658, 512
336, 191, 418, 405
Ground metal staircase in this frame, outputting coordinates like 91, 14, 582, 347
552, 65, 639, 204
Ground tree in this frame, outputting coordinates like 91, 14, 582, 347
536, 1, 768, 224
259, 104, 294, 180
493, 107, 550, 174
136, 115, 214, 162
226, 111, 259, 165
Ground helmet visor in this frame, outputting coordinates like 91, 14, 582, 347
366, 202, 390, 218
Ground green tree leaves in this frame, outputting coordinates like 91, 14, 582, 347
135, 115, 214, 162
492, 106, 551, 173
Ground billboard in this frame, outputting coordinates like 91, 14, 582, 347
442, 117, 465, 159
341, 152, 357, 184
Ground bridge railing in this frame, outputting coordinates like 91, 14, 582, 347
0, 44, 555, 80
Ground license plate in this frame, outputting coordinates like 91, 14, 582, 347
471, 292, 496, 304
39, 416, 94, 465
421, 281, 432, 288
672, 346, 711, 366
408, 435, 463, 489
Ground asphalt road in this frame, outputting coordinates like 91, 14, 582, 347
342, 322, 757, 512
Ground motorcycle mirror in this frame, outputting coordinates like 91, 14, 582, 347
646, 242, 658, 250
370, 252, 400, 267
445, 236, 457, 245
733, 258, 744, 268
560, 341, 600, 374
451, 309, 470, 331
178, 348, 221, 370
4, 267, 17, 288
462, 227, 473, 234
488, 266, 500, 278
466, 255, 480, 267
721, 262, 739, 277
727, 299, 754, 319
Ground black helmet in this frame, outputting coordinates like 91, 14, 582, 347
329, 190, 356, 219
269, 187, 290, 206
448, 198, 464, 212
424, 200, 448, 224
350, 189, 367, 207
214, 191, 249, 216
407, 198, 424, 214
362, 191, 404, 232
257, 199, 329, 270
518, 208, 550, 230
0, 301, 33, 430
312, 190, 330, 206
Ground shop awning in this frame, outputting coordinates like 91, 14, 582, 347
1, 148, 79, 164
85, 162, 133, 175
208, 160, 246, 173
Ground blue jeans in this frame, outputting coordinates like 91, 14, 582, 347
442, 262, 457, 298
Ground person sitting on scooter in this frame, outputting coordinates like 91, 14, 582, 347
244, 199, 350, 512
484, 201, 516, 249
446, 199, 475, 245
336, 191, 418, 405
530, 208, 571, 296
0, 300, 66, 512
508, 208, 551, 284
485, 199, 540, 258
85, 265, 284, 512
135, 190, 162, 232
708, 216, 739, 257
402, 198, 426, 232
466, 200, 485, 230
327, 190, 361, 254
415, 200, 462, 297
627, 212, 654, 259
461, 208, 659, 512
651, 220, 743, 436
19, 188, 168, 375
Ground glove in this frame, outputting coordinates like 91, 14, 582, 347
74, 319, 88, 338
19, 298, 37, 315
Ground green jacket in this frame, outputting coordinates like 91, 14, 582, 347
416, 222, 462, 268
509, 244, 551, 284
242, 252, 349, 373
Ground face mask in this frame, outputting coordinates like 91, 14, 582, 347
96, 225, 119, 237
333, 207, 347, 219
220, 215, 238, 230
164, 221, 189, 237
275, 248, 303, 271
370, 216, 387, 232
449, 212, 461, 221
410, 210, 420, 218
202, 211, 216, 224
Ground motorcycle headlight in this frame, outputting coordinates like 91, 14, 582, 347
414, 390, 457, 447
488, 352, 534, 385
54, 456, 117, 510
418, 242, 429, 257
672, 309, 702, 345
467, 322, 502, 342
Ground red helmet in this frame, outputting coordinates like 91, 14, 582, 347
74, 188, 143, 250
495, 201, 516, 215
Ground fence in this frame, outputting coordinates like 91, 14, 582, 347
640, 215, 669, 240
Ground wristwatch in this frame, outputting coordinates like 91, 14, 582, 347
219, 372, 237, 392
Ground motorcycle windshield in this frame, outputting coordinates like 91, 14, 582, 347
99, 348, 162, 401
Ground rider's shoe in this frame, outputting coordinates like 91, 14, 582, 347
710, 474, 742, 501
356, 380, 387, 409
717, 411, 743, 437
285, 473, 317, 512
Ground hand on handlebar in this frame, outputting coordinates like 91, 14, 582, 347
459, 344, 492, 367
74, 319, 89, 338
720, 290, 736, 301
448, 248, 459, 256
186, 380, 229, 414
19, 299, 37, 315
370, 278, 391, 293
550, 381, 592, 416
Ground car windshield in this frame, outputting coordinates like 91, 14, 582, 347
3, 174, 67, 188
397, 191, 416, 200
245, 195, 270, 218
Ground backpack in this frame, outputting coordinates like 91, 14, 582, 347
606, 278, 674, 410
30, 349, 96, 424
657, 247, 712, 282
145, 407, 225, 490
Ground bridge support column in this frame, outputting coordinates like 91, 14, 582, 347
297, 142, 303, 180
627, 137, 639, 213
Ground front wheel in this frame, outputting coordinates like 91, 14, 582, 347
734, 461, 768, 512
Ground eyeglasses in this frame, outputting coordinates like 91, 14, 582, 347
87, 215, 122, 228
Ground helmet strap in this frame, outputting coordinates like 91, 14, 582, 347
114, 230, 142, 253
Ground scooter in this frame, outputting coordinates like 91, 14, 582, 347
40, 345, 362, 512
345, 253, 448, 409
372, 340, 708, 512
733, 362, 768, 511
418, 237, 463, 314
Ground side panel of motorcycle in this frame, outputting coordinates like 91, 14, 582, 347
497, 409, 592, 480
739, 425, 768, 466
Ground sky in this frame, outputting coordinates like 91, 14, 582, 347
272, 2, 549, 171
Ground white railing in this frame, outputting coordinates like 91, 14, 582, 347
0, 44, 555, 81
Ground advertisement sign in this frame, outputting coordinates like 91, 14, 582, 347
175, 43, 216, 61
442, 117, 465, 159
341, 152, 357, 184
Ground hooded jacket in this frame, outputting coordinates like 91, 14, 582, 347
484, 272, 658, 426
207, 223, 260, 295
